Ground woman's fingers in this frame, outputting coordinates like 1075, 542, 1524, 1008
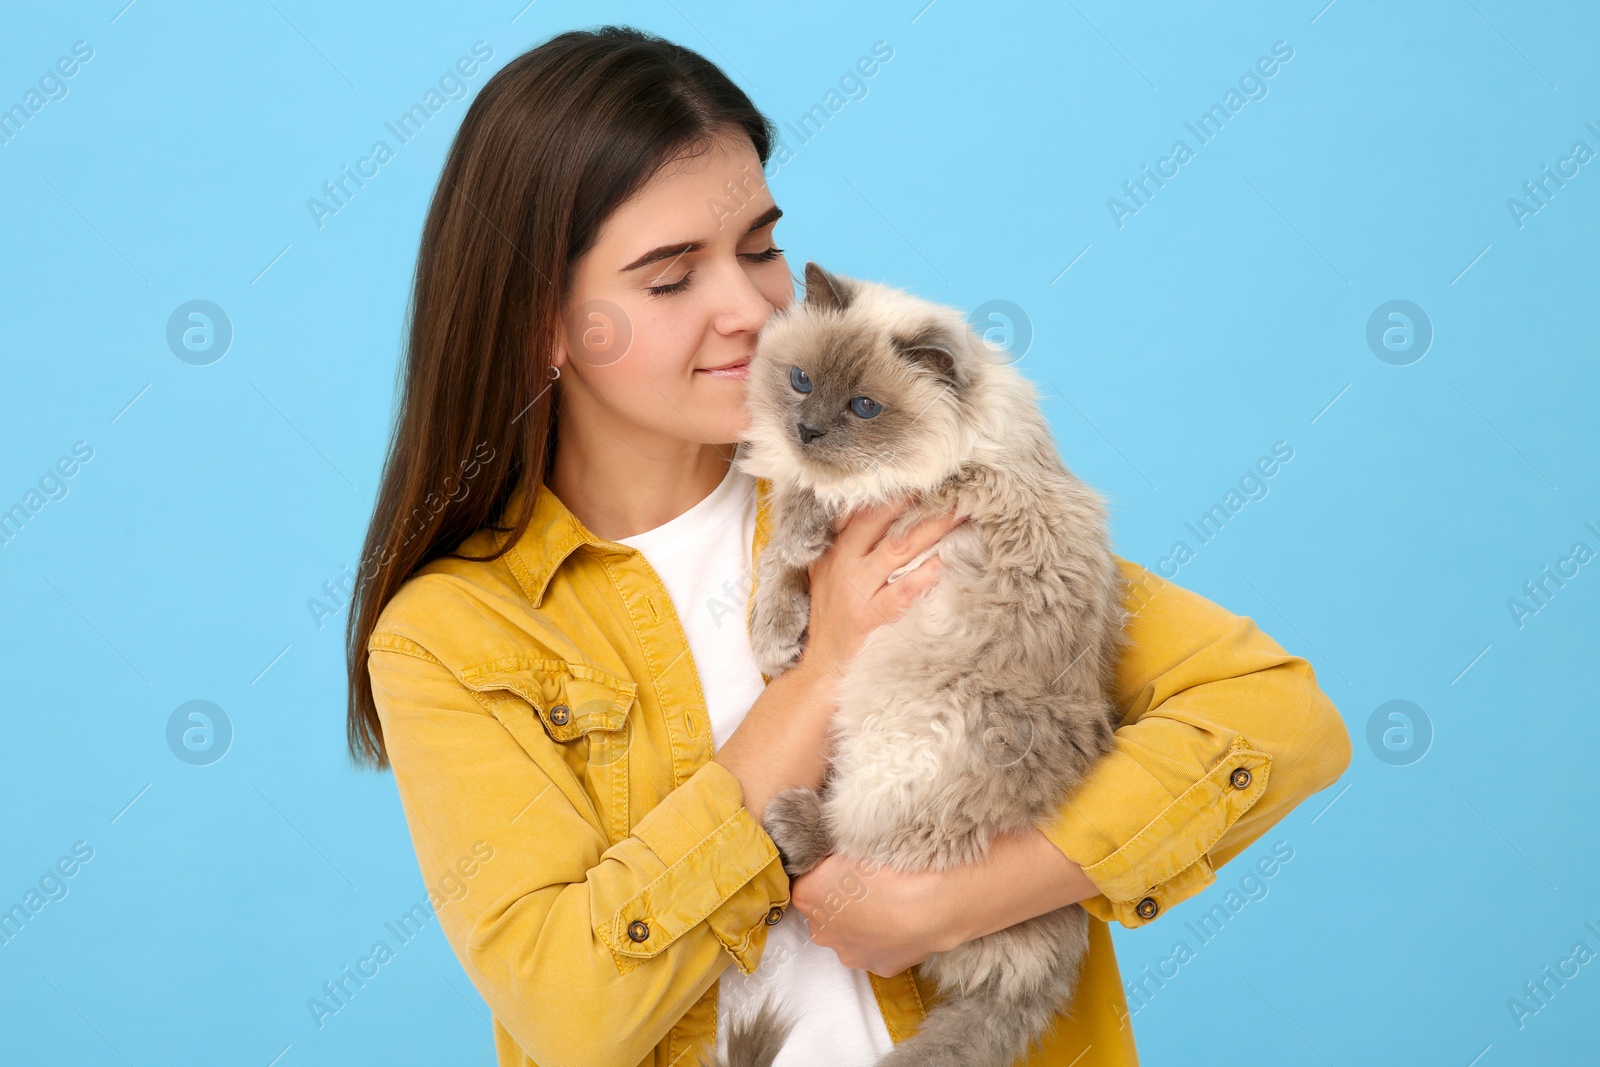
877, 554, 945, 618
833, 499, 900, 551
867, 506, 966, 584
801, 499, 960, 675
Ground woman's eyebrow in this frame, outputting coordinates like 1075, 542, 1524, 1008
618, 204, 784, 273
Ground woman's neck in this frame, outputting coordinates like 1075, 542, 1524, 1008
547, 433, 735, 542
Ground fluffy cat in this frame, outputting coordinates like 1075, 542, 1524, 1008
700, 263, 1126, 1067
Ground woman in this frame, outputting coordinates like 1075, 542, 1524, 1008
346, 25, 1351, 1067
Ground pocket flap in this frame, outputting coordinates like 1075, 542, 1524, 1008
460, 656, 636, 743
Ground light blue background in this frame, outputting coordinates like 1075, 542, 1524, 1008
2, 1, 1596, 1064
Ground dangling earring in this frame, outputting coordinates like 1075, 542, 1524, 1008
549, 364, 561, 381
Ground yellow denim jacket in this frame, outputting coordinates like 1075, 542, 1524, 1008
366, 473, 1351, 1067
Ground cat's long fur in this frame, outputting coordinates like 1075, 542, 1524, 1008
700, 263, 1126, 1067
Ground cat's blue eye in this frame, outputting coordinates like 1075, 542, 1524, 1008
790, 367, 812, 393
849, 396, 882, 418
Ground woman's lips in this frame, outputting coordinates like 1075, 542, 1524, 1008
697, 360, 750, 380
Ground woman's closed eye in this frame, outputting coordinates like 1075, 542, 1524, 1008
646, 246, 785, 297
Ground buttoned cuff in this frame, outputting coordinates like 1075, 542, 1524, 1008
592, 759, 791, 975
1042, 737, 1271, 928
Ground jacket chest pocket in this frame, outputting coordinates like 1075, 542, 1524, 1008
464, 658, 637, 846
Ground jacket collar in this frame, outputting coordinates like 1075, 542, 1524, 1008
494, 468, 775, 610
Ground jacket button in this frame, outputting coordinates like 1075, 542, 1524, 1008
1229, 767, 1252, 790
764, 905, 784, 925
549, 704, 570, 726
1136, 897, 1159, 920
627, 919, 649, 942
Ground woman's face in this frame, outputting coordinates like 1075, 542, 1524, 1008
553, 130, 793, 449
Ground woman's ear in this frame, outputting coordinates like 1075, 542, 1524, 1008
544, 306, 575, 372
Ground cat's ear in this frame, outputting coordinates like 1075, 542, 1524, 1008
803, 262, 853, 313
893, 323, 969, 389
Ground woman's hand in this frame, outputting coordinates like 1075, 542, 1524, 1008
789, 852, 952, 977
798, 498, 966, 681
792, 828, 1102, 978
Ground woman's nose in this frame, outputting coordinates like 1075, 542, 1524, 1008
713, 261, 776, 335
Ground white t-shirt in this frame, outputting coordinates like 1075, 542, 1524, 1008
616, 459, 895, 1067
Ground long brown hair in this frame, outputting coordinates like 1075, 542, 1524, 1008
346, 26, 777, 770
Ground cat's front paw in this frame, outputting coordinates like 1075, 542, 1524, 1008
754, 635, 805, 679
762, 787, 830, 877
750, 595, 810, 677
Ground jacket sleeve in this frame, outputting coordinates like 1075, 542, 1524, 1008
1037, 558, 1352, 929
367, 636, 792, 1067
